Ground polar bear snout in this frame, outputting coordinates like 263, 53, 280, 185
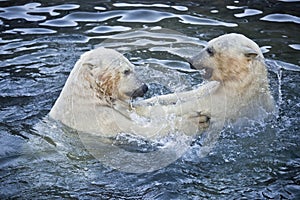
189, 59, 213, 80
130, 84, 148, 98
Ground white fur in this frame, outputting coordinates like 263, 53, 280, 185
50, 47, 218, 139
188, 33, 275, 122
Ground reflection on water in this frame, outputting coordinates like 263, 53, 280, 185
0, 0, 300, 199
261, 13, 300, 24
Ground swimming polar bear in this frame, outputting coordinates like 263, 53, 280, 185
49, 47, 219, 139
138, 33, 275, 126
188, 33, 275, 123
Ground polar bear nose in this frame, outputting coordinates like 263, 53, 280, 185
141, 84, 148, 94
131, 84, 148, 98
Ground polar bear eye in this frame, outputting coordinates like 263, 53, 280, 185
206, 47, 215, 56
123, 69, 131, 75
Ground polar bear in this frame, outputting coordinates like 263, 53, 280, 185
188, 33, 275, 122
49, 47, 219, 139
138, 33, 275, 125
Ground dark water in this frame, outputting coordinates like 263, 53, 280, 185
1, 0, 300, 199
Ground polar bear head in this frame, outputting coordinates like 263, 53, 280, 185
65, 47, 148, 105
189, 33, 265, 84
49, 47, 148, 135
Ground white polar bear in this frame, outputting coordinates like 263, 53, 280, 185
188, 33, 275, 122
49, 47, 218, 139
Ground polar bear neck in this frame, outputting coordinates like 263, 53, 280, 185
221, 57, 269, 93
217, 58, 274, 119
49, 63, 109, 123
49, 65, 135, 125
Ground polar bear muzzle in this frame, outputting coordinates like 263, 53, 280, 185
128, 84, 148, 98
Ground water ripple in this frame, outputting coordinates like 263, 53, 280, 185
117, 10, 173, 23
40, 11, 121, 27
260, 13, 300, 24
113, 3, 188, 11
86, 26, 131, 34
226, 5, 246, 10
0, 3, 46, 21
289, 44, 300, 50
0, 3, 79, 22
178, 15, 237, 27
4, 28, 56, 35
40, 10, 237, 27
113, 3, 170, 8
0, 1, 299, 199
234, 9, 263, 18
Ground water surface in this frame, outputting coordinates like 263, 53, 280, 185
1, 0, 300, 199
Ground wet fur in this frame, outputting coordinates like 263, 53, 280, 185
189, 33, 275, 123
86, 66, 121, 104
49, 47, 215, 139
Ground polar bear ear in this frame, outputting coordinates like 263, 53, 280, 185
242, 46, 258, 59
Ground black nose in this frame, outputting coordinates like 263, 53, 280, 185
142, 84, 148, 94
131, 84, 149, 98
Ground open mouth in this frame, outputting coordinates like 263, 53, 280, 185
201, 67, 213, 79
189, 62, 213, 80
